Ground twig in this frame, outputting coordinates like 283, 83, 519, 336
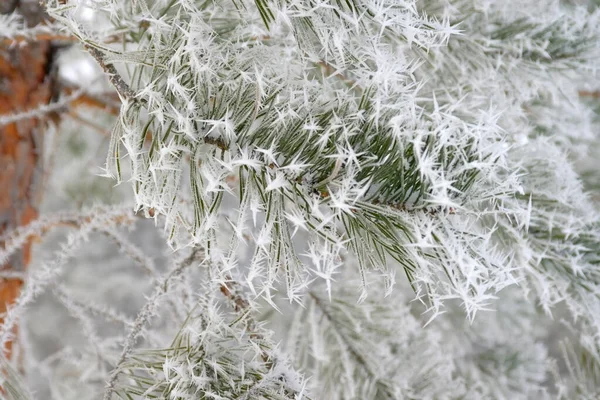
85, 46, 137, 102
199, 138, 457, 217
1, 32, 124, 46
203, 136, 229, 151
219, 275, 308, 400
102, 248, 202, 400
0, 206, 138, 267
579, 90, 600, 98
0, 89, 84, 127
53, 286, 134, 328
219, 275, 268, 355
1, 33, 77, 45
63, 86, 121, 115
0, 215, 111, 351
67, 111, 112, 136
0, 88, 120, 128
308, 291, 391, 395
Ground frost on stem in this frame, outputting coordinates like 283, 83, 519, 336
113, 280, 307, 400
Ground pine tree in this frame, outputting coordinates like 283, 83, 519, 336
1, 0, 600, 398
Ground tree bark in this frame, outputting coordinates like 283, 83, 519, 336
0, 0, 58, 359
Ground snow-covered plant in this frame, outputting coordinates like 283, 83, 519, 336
2, 0, 600, 398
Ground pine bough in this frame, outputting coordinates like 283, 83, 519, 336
2, 0, 600, 398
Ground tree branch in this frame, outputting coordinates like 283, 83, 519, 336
102, 247, 202, 400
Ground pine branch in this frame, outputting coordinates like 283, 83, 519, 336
102, 247, 202, 400
35, 0, 600, 397
308, 291, 395, 399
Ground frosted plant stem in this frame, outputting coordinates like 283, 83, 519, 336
0, 89, 84, 127
0, 205, 136, 267
0, 221, 94, 349
53, 286, 134, 328
102, 247, 202, 400
85, 46, 138, 102
308, 291, 393, 397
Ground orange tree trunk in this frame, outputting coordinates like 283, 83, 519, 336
0, 1, 58, 359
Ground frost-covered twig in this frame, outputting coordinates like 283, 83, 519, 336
0, 205, 136, 267
99, 227, 159, 278
0, 209, 127, 351
0, 89, 84, 127
53, 286, 134, 328
101, 247, 202, 400
85, 46, 137, 102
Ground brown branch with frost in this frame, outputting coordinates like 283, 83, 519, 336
85, 46, 137, 102
218, 275, 274, 366
0, 206, 140, 268
1, 32, 124, 46
0, 88, 120, 128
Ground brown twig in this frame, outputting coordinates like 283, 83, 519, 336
0, 88, 119, 127
1, 209, 141, 257
203, 136, 229, 151
3, 33, 125, 46
1, 33, 77, 46
579, 90, 600, 99
85, 46, 137, 101
316, 60, 361, 91
67, 111, 112, 136
371, 200, 456, 216
218, 275, 270, 362
219, 276, 251, 314
63, 86, 121, 115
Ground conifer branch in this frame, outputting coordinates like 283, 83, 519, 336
102, 247, 202, 400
